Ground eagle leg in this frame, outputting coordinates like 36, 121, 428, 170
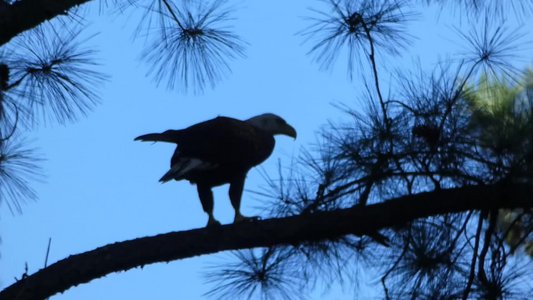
197, 184, 221, 227
229, 175, 258, 223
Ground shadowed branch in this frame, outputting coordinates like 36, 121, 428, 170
0, 0, 92, 46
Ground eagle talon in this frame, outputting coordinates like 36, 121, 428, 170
234, 214, 260, 223
206, 218, 221, 227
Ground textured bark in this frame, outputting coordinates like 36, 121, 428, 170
0, 0, 91, 46
1, 183, 532, 300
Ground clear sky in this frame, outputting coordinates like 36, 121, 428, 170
1, 1, 532, 299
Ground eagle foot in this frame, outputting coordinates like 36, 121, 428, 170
206, 218, 222, 227
234, 215, 261, 224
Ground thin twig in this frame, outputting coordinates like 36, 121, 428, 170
498, 211, 527, 253
44, 239, 52, 300
477, 210, 498, 287
44, 238, 52, 268
360, 16, 388, 128
381, 230, 412, 300
451, 211, 474, 249
463, 213, 484, 300
437, 59, 481, 132
360, 17, 413, 193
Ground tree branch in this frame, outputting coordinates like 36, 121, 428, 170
1, 183, 532, 300
0, 0, 92, 46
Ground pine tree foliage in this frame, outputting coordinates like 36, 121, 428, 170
0, 20, 104, 212
205, 1, 533, 299
126, 0, 246, 93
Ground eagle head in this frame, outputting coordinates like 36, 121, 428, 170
246, 113, 297, 139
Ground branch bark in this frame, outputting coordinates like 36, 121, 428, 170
0, 0, 91, 46
1, 183, 532, 300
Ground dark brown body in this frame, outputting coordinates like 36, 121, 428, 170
168, 117, 275, 186
135, 116, 277, 226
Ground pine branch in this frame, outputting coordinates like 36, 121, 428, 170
1, 183, 532, 300
0, 0, 92, 46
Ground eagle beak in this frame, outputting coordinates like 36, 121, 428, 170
282, 124, 297, 140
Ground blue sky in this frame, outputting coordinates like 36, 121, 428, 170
1, 1, 532, 299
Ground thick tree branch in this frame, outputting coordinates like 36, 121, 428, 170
0, 0, 91, 46
1, 183, 532, 300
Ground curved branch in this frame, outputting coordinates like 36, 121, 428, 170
0, 0, 92, 46
0, 102, 19, 142
1, 183, 532, 300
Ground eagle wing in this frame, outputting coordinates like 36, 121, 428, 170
172, 116, 275, 167
136, 116, 276, 183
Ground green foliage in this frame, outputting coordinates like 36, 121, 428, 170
463, 71, 533, 259
464, 73, 532, 157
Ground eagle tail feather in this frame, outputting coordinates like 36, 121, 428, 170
134, 130, 182, 143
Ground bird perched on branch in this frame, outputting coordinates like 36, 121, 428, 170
135, 113, 297, 227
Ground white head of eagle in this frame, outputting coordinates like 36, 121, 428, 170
135, 113, 297, 227
246, 113, 297, 138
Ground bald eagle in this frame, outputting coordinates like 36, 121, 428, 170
135, 113, 297, 226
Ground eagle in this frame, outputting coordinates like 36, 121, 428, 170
135, 113, 297, 226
